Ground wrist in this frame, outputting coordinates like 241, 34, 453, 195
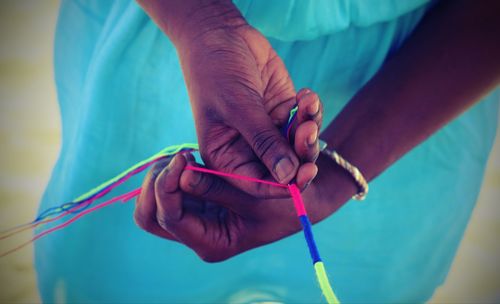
137, 0, 247, 47
305, 154, 359, 223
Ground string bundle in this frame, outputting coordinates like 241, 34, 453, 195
0, 108, 341, 303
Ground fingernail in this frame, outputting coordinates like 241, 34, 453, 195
160, 156, 180, 190
165, 155, 178, 171
182, 152, 193, 162
307, 130, 317, 146
308, 102, 319, 116
188, 170, 202, 188
297, 88, 311, 100
274, 157, 294, 182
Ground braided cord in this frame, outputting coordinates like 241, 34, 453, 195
320, 143, 369, 201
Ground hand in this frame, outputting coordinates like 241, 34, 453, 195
134, 92, 355, 262
138, 0, 323, 197
134, 151, 355, 262
178, 24, 324, 197
135, 153, 302, 262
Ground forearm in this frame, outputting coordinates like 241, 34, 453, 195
136, 0, 246, 46
316, 0, 500, 207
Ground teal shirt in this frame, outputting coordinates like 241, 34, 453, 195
35, 0, 499, 302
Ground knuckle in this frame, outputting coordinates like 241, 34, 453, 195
156, 215, 171, 231
134, 211, 154, 232
149, 158, 170, 179
154, 168, 174, 195
201, 177, 224, 197
220, 78, 261, 107
184, 170, 204, 191
198, 146, 214, 167
197, 131, 235, 170
251, 129, 280, 161
297, 88, 311, 100
200, 143, 239, 174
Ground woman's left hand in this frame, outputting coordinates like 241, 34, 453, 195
134, 151, 356, 262
136, 153, 299, 262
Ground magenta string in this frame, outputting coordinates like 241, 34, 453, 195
184, 165, 287, 188
2, 163, 301, 257
288, 184, 307, 216
0, 188, 142, 258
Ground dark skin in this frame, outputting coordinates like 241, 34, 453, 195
136, 0, 500, 262
137, 0, 321, 197
134, 90, 326, 261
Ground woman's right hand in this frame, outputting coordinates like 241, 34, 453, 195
178, 25, 322, 197
138, 1, 322, 197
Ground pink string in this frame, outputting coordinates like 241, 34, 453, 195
184, 165, 288, 188
0, 157, 164, 240
0, 164, 152, 241
185, 165, 308, 216
0, 188, 142, 258
0, 191, 109, 240
288, 184, 307, 216
121, 188, 142, 202
2, 164, 307, 257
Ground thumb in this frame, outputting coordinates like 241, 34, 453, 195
237, 108, 299, 184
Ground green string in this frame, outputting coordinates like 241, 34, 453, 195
73, 143, 199, 202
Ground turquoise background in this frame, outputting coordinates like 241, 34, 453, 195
11, 0, 496, 302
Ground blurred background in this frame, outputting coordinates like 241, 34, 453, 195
0, 1, 498, 303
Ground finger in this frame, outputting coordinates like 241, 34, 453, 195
154, 155, 213, 248
161, 207, 233, 263
155, 154, 186, 222
296, 87, 311, 100
181, 152, 196, 162
199, 131, 291, 199
180, 163, 255, 213
155, 155, 223, 228
155, 156, 232, 261
297, 90, 323, 130
234, 104, 300, 184
295, 162, 318, 190
134, 158, 178, 241
294, 120, 320, 163
286, 88, 322, 145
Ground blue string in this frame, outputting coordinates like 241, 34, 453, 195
33, 148, 194, 222
281, 105, 298, 138
299, 215, 322, 264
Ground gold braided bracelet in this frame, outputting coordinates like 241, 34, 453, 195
319, 140, 369, 201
